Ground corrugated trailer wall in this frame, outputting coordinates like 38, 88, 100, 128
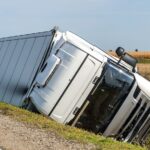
0, 30, 54, 106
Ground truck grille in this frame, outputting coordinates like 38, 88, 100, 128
117, 98, 150, 142
135, 117, 150, 143
130, 107, 150, 143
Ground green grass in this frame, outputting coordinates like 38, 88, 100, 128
0, 102, 146, 150
137, 58, 150, 64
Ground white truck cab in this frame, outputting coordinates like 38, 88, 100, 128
28, 30, 150, 143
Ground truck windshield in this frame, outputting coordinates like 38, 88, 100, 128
76, 62, 134, 133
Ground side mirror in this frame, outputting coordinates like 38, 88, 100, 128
116, 47, 125, 57
122, 53, 138, 69
115, 47, 138, 72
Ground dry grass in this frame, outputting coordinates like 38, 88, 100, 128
108, 51, 150, 59
127, 52, 150, 59
137, 64, 150, 80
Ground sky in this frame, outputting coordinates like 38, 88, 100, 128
0, 0, 150, 51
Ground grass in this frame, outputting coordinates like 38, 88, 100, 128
137, 64, 150, 80
137, 58, 150, 64
0, 102, 146, 150
127, 52, 150, 59
108, 51, 150, 60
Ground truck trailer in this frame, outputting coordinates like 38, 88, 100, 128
0, 27, 150, 143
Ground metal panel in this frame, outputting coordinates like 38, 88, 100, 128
0, 31, 54, 106
51, 56, 101, 123
30, 43, 87, 115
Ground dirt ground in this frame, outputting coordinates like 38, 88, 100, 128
0, 114, 95, 150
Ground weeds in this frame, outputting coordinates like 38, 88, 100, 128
0, 102, 145, 150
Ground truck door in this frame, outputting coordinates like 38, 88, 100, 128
50, 56, 102, 123
30, 43, 88, 115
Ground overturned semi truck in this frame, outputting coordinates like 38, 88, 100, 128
0, 27, 150, 143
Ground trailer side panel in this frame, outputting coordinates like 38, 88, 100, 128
0, 31, 54, 106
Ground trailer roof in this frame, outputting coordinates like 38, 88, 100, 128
0, 31, 52, 42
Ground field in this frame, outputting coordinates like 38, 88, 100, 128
109, 51, 150, 59
137, 64, 150, 80
108, 51, 150, 80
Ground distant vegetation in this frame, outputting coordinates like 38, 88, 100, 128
108, 51, 150, 59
